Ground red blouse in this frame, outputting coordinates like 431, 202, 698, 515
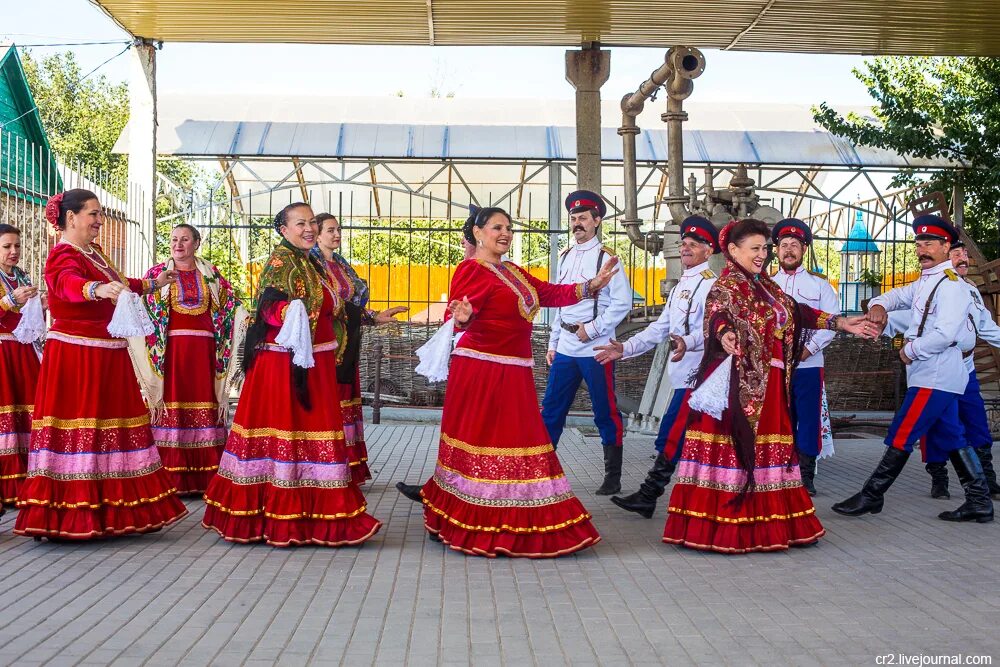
448, 259, 583, 365
0, 271, 23, 335
167, 269, 214, 332
45, 243, 149, 340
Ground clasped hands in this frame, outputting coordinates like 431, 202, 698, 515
97, 270, 179, 304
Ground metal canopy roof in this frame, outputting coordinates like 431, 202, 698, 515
118, 95, 960, 169
91, 0, 1000, 55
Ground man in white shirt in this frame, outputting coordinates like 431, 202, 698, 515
541, 190, 634, 495
593, 216, 719, 517
948, 241, 1000, 499
833, 215, 992, 523
770, 218, 839, 496
881, 239, 1000, 500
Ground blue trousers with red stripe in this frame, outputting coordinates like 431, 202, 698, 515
789, 367, 823, 457
885, 387, 966, 464
653, 388, 692, 462
958, 370, 993, 450
541, 353, 623, 447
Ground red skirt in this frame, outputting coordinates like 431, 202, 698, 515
202, 343, 381, 547
0, 335, 38, 504
14, 335, 188, 540
662, 361, 825, 554
152, 331, 226, 495
418, 355, 600, 558
340, 369, 370, 485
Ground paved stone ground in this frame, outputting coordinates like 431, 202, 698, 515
0, 425, 998, 666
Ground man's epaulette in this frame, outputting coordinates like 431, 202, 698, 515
700, 269, 716, 279
601, 245, 617, 256
807, 269, 828, 280
944, 268, 958, 281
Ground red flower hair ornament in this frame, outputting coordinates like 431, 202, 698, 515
44, 193, 64, 229
718, 219, 738, 259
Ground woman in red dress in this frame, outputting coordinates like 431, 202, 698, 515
396, 206, 619, 558
312, 213, 407, 485
202, 202, 381, 547
14, 189, 188, 540
662, 218, 869, 554
140, 224, 240, 495
0, 224, 42, 504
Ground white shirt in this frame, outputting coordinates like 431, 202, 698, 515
547, 236, 633, 358
771, 265, 839, 370
965, 278, 1000, 373
869, 259, 973, 394
619, 261, 716, 388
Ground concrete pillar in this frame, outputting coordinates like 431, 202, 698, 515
565, 47, 610, 194
127, 38, 158, 274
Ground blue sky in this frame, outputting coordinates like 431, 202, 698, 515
5, 0, 877, 106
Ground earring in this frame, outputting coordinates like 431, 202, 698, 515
478, 240, 484, 247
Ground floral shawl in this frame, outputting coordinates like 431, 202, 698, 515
143, 258, 239, 378
310, 247, 370, 309
134, 258, 241, 422
694, 226, 837, 494
257, 240, 346, 357
700, 261, 804, 431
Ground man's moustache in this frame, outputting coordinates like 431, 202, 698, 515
573, 226, 585, 232
918, 255, 932, 261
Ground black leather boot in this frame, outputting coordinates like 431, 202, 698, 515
926, 462, 950, 499
974, 446, 1000, 499
798, 453, 817, 496
832, 447, 910, 516
938, 447, 994, 523
611, 453, 677, 518
395, 481, 423, 503
595, 445, 623, 495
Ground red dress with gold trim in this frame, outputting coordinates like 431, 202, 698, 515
324, 258, 370, 486
662, 262, 829, 554
0, 268, 40, 504
201, 276, 381, 547
151, 269, 227, 494
14, 243, 188, 539
416, 258, 600, 558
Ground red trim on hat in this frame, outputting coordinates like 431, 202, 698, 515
777, 226, 806, 240
684, 226, 715, 247
915, 224, 950, 239
570, 198, 599, 210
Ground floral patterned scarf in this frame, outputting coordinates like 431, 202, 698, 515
695, 238, 809, 496
143, 258, 239, 379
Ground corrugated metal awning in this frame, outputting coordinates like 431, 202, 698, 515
91, 0, 1000, 55
128, 120, 959, 169
117, 95, 960, 168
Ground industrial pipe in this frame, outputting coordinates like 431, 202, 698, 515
619, 47, 705, 256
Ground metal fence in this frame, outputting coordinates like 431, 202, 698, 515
0, 130, 149, 281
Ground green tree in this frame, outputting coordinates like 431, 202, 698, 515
813, 57, 1000, 258
21, 49, 129, 184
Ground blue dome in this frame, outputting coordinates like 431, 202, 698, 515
840, 216, 881, 253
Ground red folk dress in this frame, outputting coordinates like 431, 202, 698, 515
202, 264, 381, 547
0, 268, 40, 504
416, 258, 601, 558
14, 243, 188, 540
149, 269, 227, 494
324, 258, 370, 486
662, 261, 830, 554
